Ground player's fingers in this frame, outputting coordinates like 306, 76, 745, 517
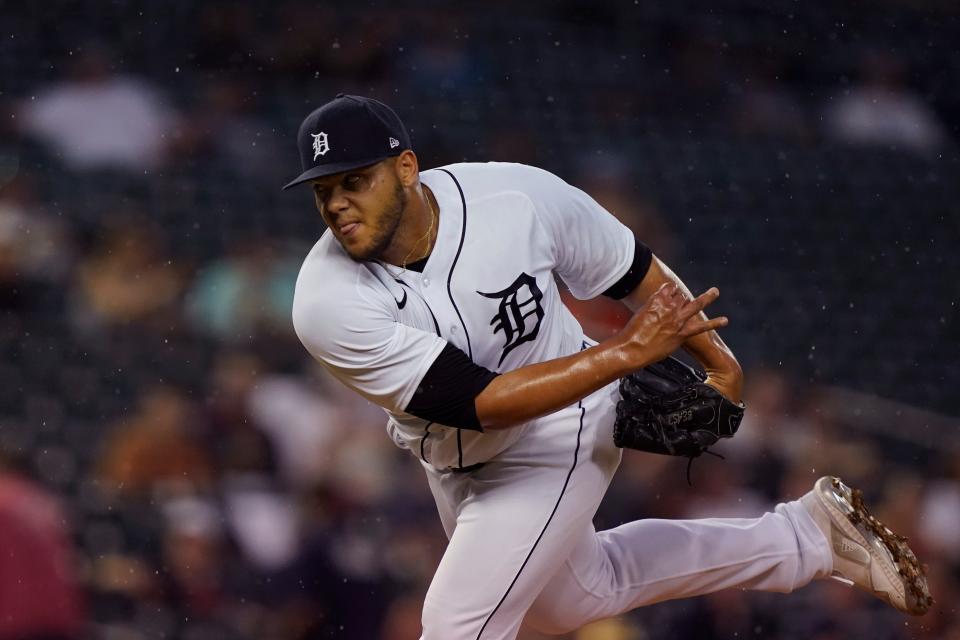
680, 315, 728, 337
679, 287, 719, 320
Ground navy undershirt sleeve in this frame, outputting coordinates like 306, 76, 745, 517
601, 237, 654, 300
405, 343, 499, 431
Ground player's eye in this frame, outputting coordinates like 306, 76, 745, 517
343, 175, 362, 190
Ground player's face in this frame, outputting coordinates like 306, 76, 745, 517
311, 161, 407, 262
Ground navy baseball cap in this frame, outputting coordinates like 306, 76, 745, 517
282, 94, 412, 190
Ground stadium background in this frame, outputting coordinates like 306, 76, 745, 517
1, 1, 958, 638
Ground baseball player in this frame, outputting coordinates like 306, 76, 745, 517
285, 94, 932, 639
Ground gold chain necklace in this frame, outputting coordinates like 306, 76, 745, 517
400, 190, 437, 272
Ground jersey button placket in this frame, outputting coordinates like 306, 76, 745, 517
422, 277, 431, 287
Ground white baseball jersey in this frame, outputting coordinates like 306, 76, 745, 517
292, 161, 635, 471
291, 161, 833, 640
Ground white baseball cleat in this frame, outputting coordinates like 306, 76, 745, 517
801, 476, 933, 616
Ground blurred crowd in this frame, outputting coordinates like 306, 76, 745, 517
2, 1, 958, 639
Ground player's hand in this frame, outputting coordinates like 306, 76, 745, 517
617, 283, 727, 369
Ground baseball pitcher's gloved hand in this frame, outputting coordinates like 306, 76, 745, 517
613, 356, 745, 478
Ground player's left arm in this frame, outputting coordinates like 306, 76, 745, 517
619, 255, 743, 404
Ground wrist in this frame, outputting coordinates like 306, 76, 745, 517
704, 358, 743, 404
704, 355, 742, 380
603, 333, 655, 376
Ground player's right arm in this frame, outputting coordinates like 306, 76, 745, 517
474, 282, 726, 430
294, 265, 724, 433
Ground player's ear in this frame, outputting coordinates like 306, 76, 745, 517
394, 150, 419, 187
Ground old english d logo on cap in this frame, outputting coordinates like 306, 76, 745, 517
283, 94, 412, 190
311, 132, 330, 160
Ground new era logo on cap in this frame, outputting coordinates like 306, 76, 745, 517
283, 94, 412, 190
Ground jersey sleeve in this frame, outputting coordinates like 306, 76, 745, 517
518, 164, 639, 300
406, 343, 499, 431
293, 293, 447, 414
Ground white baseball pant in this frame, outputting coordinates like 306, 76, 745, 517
419, 383, 833, 639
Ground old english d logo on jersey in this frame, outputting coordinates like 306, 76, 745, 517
478, 272, 544, 366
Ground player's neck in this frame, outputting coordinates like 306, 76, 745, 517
380, 185, 439, 268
